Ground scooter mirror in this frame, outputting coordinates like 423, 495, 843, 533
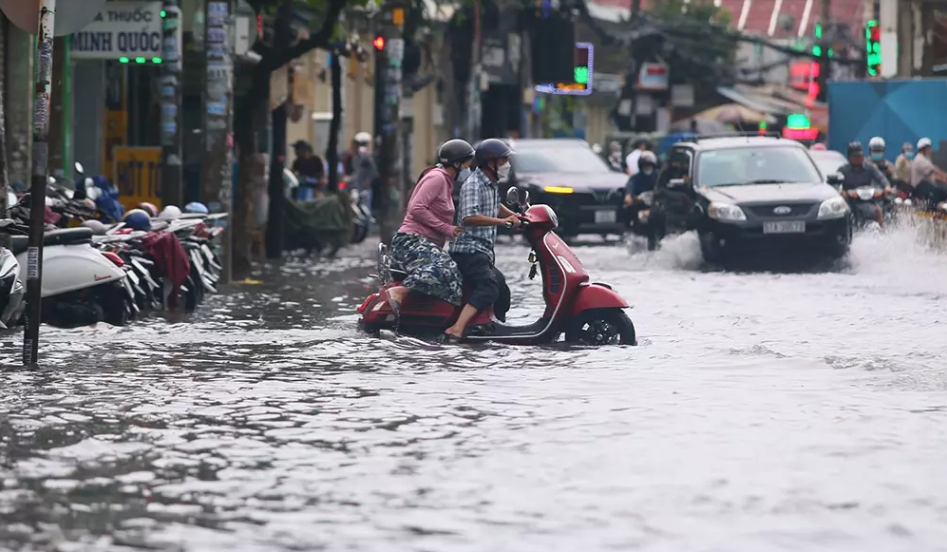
74, 162, 84, 174
47, 176, 56, 185
522, 190, 530, 205
505, 187, 520, 205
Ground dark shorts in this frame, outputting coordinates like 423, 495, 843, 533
451, 252, 510, 320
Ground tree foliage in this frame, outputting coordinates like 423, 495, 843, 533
644, 0, 739, 86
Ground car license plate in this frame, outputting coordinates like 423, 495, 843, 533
595, 209, 617, 224
763, 221, 806, 234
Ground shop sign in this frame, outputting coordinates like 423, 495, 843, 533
71, 1, 163, 60
113, 147, 162, 210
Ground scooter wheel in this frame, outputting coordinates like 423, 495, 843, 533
564, 308, 637, 346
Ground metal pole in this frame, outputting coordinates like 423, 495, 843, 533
24, 0, 56, 366
160, 0, 184, 209
376, 0, 404, 245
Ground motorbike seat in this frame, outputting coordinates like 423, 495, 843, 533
10, 228, 94, 255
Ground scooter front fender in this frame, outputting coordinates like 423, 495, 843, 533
570, 282, 629, 316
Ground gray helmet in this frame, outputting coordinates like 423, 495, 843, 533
437, 139, 475, 167
81, 219, 108, 235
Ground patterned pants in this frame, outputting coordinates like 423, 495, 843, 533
390, 233, 463, 306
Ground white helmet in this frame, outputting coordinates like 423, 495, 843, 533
159, 205, 182, 220
639, 150, 658, 166
354, 132, 372, 145
917, 137, 932, 150
868, 136, 885, 151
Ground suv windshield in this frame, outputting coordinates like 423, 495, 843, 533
697, 146, 822, 187
513, 145, 612, 174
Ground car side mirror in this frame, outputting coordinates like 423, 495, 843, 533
667, 178, 687, 190
826, 173, 843, 185
505, 187, 520, 205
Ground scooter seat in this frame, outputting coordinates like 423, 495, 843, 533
9, 228, 94, 255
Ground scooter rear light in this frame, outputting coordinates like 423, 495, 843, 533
102, 251, 124, 267
357, 293, 377, 314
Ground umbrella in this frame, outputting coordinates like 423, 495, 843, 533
694, 103, 776, 125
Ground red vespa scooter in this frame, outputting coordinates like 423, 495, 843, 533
357, 188, 637, 345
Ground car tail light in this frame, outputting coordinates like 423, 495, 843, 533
102, 251, 124, 267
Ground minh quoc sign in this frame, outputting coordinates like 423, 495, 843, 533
71, 1, 162, 60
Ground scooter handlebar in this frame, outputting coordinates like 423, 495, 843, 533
504, 218, 530, 229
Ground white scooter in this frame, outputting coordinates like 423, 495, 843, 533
0, 219, 133, 328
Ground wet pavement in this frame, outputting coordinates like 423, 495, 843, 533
1, 226, 946, 551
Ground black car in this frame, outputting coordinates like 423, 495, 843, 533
651, 136, 853, 262
463, 139, 629, 238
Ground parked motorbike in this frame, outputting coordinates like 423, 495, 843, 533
359, 188, 637, 346
0, 246, 25, 329
0, 218, 133, 328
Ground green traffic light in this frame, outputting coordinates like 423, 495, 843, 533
574, 66, 589, 85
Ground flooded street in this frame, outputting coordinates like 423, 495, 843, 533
2, 227, 946, 552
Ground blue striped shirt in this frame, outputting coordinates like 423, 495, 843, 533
450, 168, 500, 261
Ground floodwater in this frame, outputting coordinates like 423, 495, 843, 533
1, 225, 946, 552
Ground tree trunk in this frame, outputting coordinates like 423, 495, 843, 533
264, 0, 293, 260
327, 51, 342, 193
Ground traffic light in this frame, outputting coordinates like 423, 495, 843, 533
865, 20, 881, 76
372, 35, 385, 51
534, 43, 593, 96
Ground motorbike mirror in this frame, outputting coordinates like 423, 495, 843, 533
826, 173, 844, 185
47, 175, 56, 185
505, 187, 520, 205
667, 178, 687, 189
522, 190, 530, 205
74, 162, 84, 174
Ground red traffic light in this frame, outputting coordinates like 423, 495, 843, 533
372, 36, 385, 51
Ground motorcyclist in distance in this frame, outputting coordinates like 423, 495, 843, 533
624, 150, 658, 207
838, 141, 890, 227
867, 136, 895, 181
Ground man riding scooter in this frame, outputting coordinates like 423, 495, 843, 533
867, 137, 895, 181
623, 151, 658, 240
445, 139, 521, 342
838, 141, 891, 227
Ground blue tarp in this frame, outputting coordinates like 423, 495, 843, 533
828, 79, 947, 154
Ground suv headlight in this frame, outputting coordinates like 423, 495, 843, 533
708, 202, 746, 222
818, 196, 849, 219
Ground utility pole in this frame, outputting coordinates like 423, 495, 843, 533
160, 0, 184, 209
377, 0, 405, 245
23, 0, 56, 366
265, 0, 292, 259
201, 0, 235, 283
817, 0, 830, 103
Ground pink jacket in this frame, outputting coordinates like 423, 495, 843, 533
398, 167, 459, 247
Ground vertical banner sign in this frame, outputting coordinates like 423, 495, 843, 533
160, 0, 183, 208
202, 0, 233, 282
